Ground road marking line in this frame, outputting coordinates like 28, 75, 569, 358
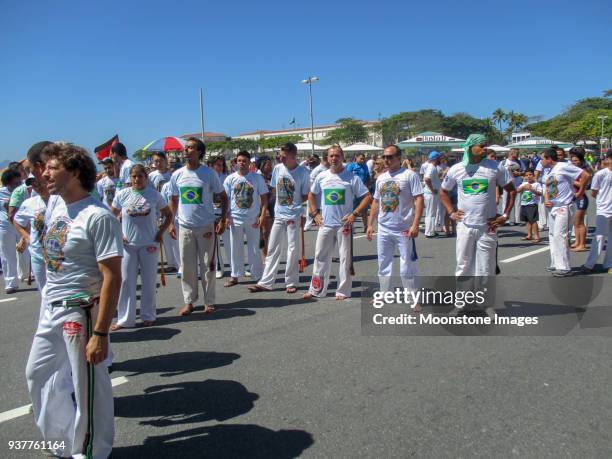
0, 376, 128, 423
0, 298, 17, 303
500, 246, 549, 263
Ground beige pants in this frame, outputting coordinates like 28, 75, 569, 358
179, 224, 216, 305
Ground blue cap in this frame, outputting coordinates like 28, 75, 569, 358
428, 151, 441, 160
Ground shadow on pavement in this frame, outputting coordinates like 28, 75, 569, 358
113, 351, 240, 377
154, 307, 256, 326
115, 379, 258, 426
110, 327, 181, 343
112, 424, 314, 458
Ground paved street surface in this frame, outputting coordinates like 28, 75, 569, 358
1, 209, 611, 458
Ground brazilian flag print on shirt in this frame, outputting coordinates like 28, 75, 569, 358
462, 178, 488, 195
324, 188, 345, 205
180, 186, 203, 204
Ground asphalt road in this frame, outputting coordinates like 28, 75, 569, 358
1, 208, 611, 458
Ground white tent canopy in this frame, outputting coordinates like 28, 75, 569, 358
451, 144, 510, 154
343, 142, 383, 152
506, 137, 573, 149
295, 142, 329, 152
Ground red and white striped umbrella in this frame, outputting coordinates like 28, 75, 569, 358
142, 136, 186, 152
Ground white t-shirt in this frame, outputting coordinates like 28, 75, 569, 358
43, 195, 123, 304
224, 172, 268, 225
517, 181, 542, 206
591, 168, 612, 217
366, 158, 375, 175
311, 168, 369, 227
422, 162, 441, 194
161, 182, 178, 224
271, 163, 310, 221
112, 187, 167, 245
117, 159, 135, 190
500, 159, 523, 187
96, 176, 118, 210
442, 159, 511, 226
148, 170, 172, 192
545, 162, 583, 207
535, 160, 552, 184
213, 172, 228, 217
0, 187, 17, 234
14, 195, 47, 262
169, 165, 223, 228
374, 167, 423, 233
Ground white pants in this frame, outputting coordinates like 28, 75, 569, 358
18, 248, 30, 281
455, 221, 498, 276
0, 229, 19, 289
377, 230, 418, 294
538, 200, 548, 229
424, 193, 439, 236
162, 228, 180, 270
258, 218, 300, 289
215, 230, 232, 273
436, 199, 446, 230
584, 214, 612, 269
502, 191, 521, 224
308, 226, 352, 298
548, 205, 575, 272
229, 222, 263, 279
31, 255, 47, 292
179, 224, 215, 305
26, 301, 114, 459
117, 244, 158, 327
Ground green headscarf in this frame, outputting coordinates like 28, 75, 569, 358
461, 133, 487, 165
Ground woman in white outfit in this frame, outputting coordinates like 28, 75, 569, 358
0, 168, 22, 294
111, 164, 172, 329
13, 175, 49, 292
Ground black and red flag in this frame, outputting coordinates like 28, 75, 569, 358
94, 135, 119, 161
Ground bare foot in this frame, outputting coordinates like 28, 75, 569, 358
224, 278, 238, 288
203, 305, 216, 313
286, 287, 297, 294
142, 320, 155, 327
110, 323, 123, 332
179, 303, 194, 316
303, 293, 314, 300
335, 295, 348, 301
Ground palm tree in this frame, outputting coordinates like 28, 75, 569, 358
491, 108, 506, 133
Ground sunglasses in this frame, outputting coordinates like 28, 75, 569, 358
382, 155, 398, 160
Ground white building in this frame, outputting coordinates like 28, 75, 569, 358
235, 121, 383, 147
511, 132, 531, 143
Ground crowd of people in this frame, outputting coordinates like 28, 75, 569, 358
0, 135, 610, 457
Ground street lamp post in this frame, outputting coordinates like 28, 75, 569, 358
301, 76, 319, 157
598, 115, 608, 154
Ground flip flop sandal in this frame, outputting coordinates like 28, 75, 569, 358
180, 304, 194, 316
521, 236, 532, 240
204, 305, 216, 313
286, 287, 298, 294
110, 323, 124, 332
248, 284, 269, 293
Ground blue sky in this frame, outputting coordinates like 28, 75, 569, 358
1, 0, 610, 160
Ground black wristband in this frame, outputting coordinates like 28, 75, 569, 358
93, 330, 109, 337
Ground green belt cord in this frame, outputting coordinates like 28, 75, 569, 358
84, 308, 95, 459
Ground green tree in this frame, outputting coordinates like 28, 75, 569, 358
528, 97, 612, 143
257, 135, 303, 151
441, 113, 497, 141
324, 118, 369, 145
375, 110, 445, 144
491, 108, 507, 133
133, 149, 151, 162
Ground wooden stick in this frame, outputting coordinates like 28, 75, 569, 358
159, 243, 166, 287
299, 217, 307, 272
